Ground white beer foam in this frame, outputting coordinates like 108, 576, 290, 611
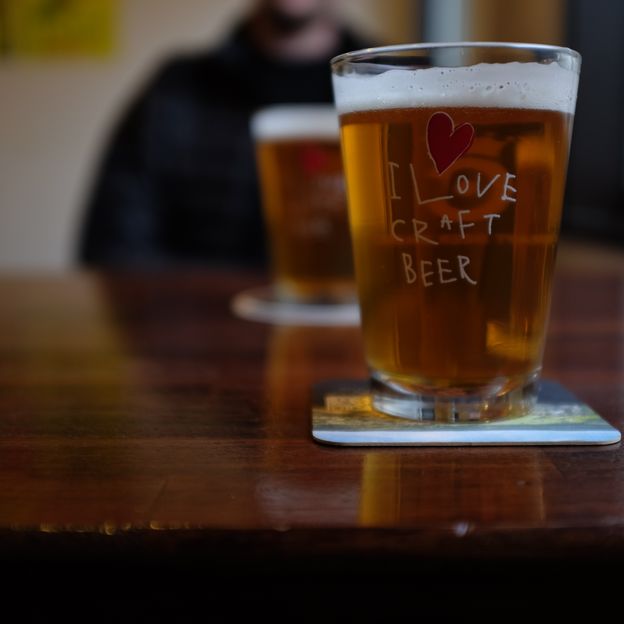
251, 104, 339, 140
333, 62, 578, 115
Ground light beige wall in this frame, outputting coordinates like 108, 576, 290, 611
0, 0, 417, 270
0, 0, 253, 270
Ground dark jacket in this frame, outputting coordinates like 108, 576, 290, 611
78, 25, 368, 268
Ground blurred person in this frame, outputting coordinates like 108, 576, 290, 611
78, 0, 371, 268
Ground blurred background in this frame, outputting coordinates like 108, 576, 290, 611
0, 0, 621, 270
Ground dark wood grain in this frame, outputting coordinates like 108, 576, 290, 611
0, 241, 623, 615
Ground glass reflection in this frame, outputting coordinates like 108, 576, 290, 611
359, 450, 548, 527
263, 324, 366, 431
255, 324, 366, 525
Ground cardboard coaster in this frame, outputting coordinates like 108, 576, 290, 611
312, 379, 621, 446
231, 286, 360, 326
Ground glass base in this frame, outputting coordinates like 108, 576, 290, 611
274, 280, 356, 306
230, 286, 359, 326
371, 373, 539, 422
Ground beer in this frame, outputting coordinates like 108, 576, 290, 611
332, 49, 580, 419
341, 105, 572, 391
252, 105, 355, 303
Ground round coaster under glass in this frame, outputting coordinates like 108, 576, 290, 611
231, 286, 360, 326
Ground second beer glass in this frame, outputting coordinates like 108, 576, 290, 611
252, 104, 355, 304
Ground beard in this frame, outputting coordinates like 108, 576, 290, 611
264, 6, 320, 34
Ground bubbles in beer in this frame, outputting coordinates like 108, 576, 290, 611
332, 62, 578, 116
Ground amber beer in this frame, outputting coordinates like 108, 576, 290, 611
251, 105, 355, 303
341, 105, 571, 388
332, 45, 580, 419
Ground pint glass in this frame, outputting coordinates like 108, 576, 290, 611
331, 43, 580, 420
251, 105, 355, 304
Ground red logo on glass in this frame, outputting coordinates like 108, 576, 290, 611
426, 112, 475, 175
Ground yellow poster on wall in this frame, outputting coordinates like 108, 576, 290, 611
1, 0, 118, 58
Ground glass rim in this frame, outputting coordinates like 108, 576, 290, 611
330, 41, 581, 68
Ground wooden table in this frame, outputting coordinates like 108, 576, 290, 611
1, 239, 623, 617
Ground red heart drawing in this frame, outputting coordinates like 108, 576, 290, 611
426, 112, 475, 174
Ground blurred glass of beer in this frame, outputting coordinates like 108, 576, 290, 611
251, 105, 355, 303
332, 43, 580, 420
